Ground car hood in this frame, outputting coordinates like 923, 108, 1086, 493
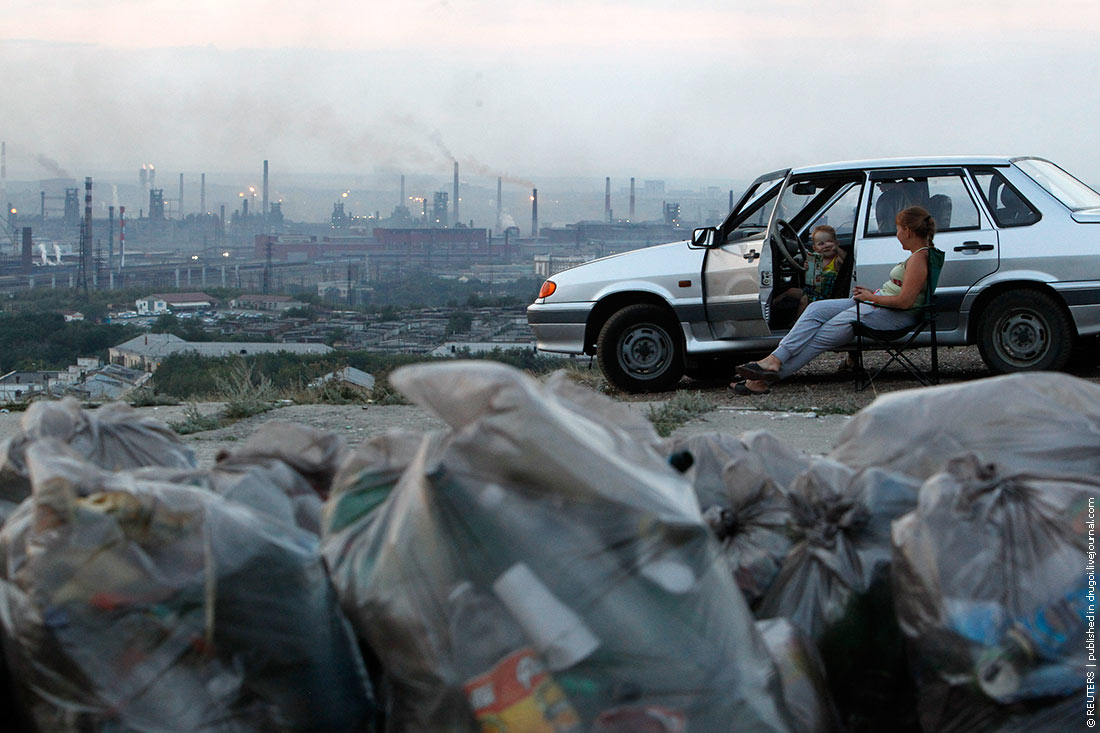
545, 239, 701, 301
1071, 207, 1100, 223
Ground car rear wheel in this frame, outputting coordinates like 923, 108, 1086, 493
977, 290, 1074, 373
597, 304, 684, 393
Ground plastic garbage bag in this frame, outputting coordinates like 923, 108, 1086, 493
0, 439, 375, 732
892, 454, 1098, 732
322, 361, 796, 732
757, 457, 923, 731
0, 397, 196, 521
757, 617, 842, 732
660, 431, 808, 607
135, 421, 346, 534
829, 372, 1100, 480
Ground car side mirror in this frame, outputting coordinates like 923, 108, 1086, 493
692, 226, 718, 248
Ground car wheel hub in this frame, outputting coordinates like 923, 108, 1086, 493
620, 325, 670, 375
997, 312, 1047, 363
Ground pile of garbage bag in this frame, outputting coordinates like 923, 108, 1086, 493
0, 365, 1095, 731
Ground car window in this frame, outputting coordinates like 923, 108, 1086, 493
724, 181, 781, 241
971, 168, 1041, 227
809, 182, 861, 245
865, 173, 979, 236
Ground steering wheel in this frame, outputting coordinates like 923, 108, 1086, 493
772, 219, 808, 272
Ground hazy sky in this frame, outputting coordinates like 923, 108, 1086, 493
2, 0, 1098, 185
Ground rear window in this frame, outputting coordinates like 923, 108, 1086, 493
1015, 158, 1100, 211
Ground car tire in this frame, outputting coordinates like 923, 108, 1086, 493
597, 304, 684, 393
977, 290, 1074, 373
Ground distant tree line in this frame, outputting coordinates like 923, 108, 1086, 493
0, 312, 140, 372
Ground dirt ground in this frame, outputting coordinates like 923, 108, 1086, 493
2, 343, 1098, 464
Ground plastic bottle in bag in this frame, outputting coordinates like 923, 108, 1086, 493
448, 581, 582, 733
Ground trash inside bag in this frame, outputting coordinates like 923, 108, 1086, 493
660, 431, 807, 608
829, 372, 1100, 480
757, 617, 842, 732
892, 454, 1098, 732
0, 397, 196, 520
0, 439, 375, 732
757, 457, 922, 731
322, 361, 797, 732
136, 421, 345, 534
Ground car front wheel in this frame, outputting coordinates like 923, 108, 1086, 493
597, 304, 684, 393
977, 290, 1074, 373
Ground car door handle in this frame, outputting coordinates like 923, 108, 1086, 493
743, 248, 759, 262
954, 241, 995, 252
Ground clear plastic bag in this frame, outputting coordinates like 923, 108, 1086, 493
0, 439, 375, 732
830, 372, 1100, 480
757, 458, 923, 730
0, 397, 196, 521
322, 361, 797, 732
892, 454, 1099, 731
660, 431, 808, 608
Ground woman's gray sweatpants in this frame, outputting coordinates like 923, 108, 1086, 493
772, 298, 917, 379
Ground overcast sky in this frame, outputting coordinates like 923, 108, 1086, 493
1, 0, 1098, 186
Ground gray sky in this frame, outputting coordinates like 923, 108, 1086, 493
2, 0, 1098, 185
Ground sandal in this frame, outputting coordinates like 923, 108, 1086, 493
731, 381, 770, 396
735, 362, 781, 383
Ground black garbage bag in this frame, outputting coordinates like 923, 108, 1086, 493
892, 454, 1098, 732
0, 397, 196, 522
136, 421, 347, 534
660, 431, 807, 608
829, 372, 1100, 480
322, 361, 797, 732
757, 457, 923, 731
0, 439, 375, 732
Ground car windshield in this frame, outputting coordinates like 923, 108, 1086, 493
722, 173, 784, 241
1015, 158, 1100, 211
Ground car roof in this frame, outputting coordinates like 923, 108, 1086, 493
791, 155, 1021, 175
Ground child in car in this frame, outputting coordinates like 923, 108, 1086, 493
774, 224, 847, 317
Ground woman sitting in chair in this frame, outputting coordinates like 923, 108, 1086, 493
732, 205, 935, 395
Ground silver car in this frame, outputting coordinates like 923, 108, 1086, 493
527, 156, 1100, 392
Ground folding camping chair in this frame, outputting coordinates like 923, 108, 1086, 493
852, 246, 945, 390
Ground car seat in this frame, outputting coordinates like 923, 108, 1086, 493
926, 194, 952, 229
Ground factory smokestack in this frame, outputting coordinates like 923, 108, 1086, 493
605, 177, 611, 222
400, 175, 405, 207
1, 142, 6, 200
531, 188, 538, 239
108, 205, 114, 272
262, 160, 269, 219
178, 173, 184, 218
119, 206, 125, 271
453, 161, 459, 225
21, 227, 31, 274
630, 177, 635, 221
201, 173, 206, 214
497, 176, 503, 233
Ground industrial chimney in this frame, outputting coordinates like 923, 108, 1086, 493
178, 173, 184, 218
605, 177, 611, 222
119, 206, 125, 271
400, 174, 405, 207
531, 188, 538, 239
262, 159, 269, 219
201, 173, 206, 215
453, 161, 459, 225
630, 177, 636, 221
497, 176, 503, 233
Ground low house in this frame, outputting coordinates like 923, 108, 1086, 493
77, 364, 152, 401
0, 371, 69, 401
136, 292, 216, 315
109, 333, 333, 372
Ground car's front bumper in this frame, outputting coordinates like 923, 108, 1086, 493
526, 302, 593, 354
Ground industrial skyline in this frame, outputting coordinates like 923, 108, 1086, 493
1, 1, 1098, 185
